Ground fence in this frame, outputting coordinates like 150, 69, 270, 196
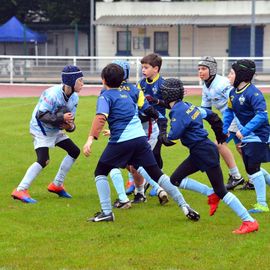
1, 55, 270, 85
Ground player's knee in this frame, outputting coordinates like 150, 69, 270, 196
38, 158, 49, 168
69, 146, 80, 159
170, 175, 181, 187
109, 168, 121, 178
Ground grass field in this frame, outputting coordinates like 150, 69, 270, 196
0, 95, 270, 270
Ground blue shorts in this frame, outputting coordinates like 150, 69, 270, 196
241, 142, 270, 164
189, 139, 220, 172
226, 132, 241, 145
98, 136, 157, 169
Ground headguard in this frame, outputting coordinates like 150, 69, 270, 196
231, 59, 256, 88
198, 56, 217, 77
160, 78, 185, 108
112, 60, 130, 80
62, 65, 83, 88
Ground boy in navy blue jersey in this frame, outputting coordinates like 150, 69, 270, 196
224, 59, 270, 213
159, 78, 258, 234
135, 53, 167, 196
83, 63, 200, 222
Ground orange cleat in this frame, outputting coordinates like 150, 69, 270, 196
208, 193, 220, 216
232, 220, 259, 234
47, 182, 72, 198
11, 189, 37, 203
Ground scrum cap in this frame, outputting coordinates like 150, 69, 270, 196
198, 56, 217, 77
112, 60, 130, 80
62, 65, 83, 88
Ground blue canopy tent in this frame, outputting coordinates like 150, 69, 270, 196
0, 16, 47, 55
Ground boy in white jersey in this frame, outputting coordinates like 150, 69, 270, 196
11, 65, 83, 203
198, 56, 248, 190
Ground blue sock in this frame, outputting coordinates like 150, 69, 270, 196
137, 167, 160, 192
95, 175, 112, 215
110, 169, 129, 202
261, 168, 270, 186
158, 174, 187, 207
222, 192, 254, 222
249, 171, 267, 207
179, 177, 213, 196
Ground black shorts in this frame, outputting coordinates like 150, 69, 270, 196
189, 139, 220, 172
241, 142, 270, 164
98, 136, 157, 169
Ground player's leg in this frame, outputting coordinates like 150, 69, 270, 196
47, 138, 80, 198
11, 147, 49, 203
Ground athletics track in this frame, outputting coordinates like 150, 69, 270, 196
0, 84, 270, 98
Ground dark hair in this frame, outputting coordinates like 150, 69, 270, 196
101, 63, 124, 88
140, 53, 162, 71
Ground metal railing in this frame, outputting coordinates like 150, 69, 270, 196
1, 55, 270, 85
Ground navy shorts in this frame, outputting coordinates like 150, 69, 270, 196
98, 136, 157, 169
241, 142, 270, 164
189, 139, 220, 172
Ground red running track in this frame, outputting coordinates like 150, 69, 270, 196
0, 84, 270, 98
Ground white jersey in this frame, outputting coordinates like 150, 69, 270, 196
30, 85, 79, 136
201, 74, 238, 133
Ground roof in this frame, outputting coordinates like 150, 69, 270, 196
94, 15, 270, 27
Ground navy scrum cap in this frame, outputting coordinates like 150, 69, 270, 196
62, 65, 83, 88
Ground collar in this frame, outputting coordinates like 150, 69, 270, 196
146, 73, 160, 84
236, 83, 251, 94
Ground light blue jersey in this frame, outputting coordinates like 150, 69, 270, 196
30, 85, 79, 135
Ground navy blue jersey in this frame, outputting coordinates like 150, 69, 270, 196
96, 88, 145, 143
167, 101, 209, 148
138, 74, 166, 118
223, 83, 270, 143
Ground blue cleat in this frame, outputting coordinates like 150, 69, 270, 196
149, 187, 157, 197
48, 183, 72, 198
248, 203, 269, 213
11, 189, 37, 203
125, 180, 135, 195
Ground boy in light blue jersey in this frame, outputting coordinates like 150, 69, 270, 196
198, 56, 247, 190
83, 63, 199, 222
11, 65, 83, 203
224, 59, 270, 213
159, 78, 258, 234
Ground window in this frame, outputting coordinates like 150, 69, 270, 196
133, 37, 150, 50
116, 31, 132, 56
154, 32, 169, 56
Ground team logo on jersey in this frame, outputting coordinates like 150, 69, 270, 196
171, 117, 177, 122
239, 95, 245, 105
152, 87, 158, 95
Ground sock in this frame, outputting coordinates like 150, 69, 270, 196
229, 167, 241, 178
18, 162, 43, 190
53, 155, 75, 186
249, 171, 267, 207
158, 174, 187, 207
222, 192, 254, 222
137, 167, 160, 192
110, 168, 129, 202
95, 175, 112, 215
260, 168, 270, 186
135, 179, 146, 195
127, 172, 134, 184
179, 177, 213, 196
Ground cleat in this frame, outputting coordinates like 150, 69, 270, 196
87, 211, 115, 222
207, 193, 220, 216
182, 205, 200, 221
157, 188, 169, 205
113, 199, 132, 209
248, 203, 269, 213
232, 220, 259, 234
226, 175, 245, 190
125, 180, 135, 195
149, 187, 157, 197
237, 181, 255, 190
131, 192, 147, 203
11, 189, 37, 203
47, 183, 72, 198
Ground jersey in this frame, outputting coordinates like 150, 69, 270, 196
201, 74, 238, 132
224, 83, 270, 143
168, 101, 210, 148
30, 85, 79, 135
137, 74, 166, 118
96, 88, 145, 144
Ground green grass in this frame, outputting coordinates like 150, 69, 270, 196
0, 95, 270, 270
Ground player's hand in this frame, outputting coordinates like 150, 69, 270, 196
60, 122, 74, 130
102, 129, 111, 136
83, 138, 93, 157
145, 95, 159, 104
236, 130, 243, 140
64, 112, 74, 123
